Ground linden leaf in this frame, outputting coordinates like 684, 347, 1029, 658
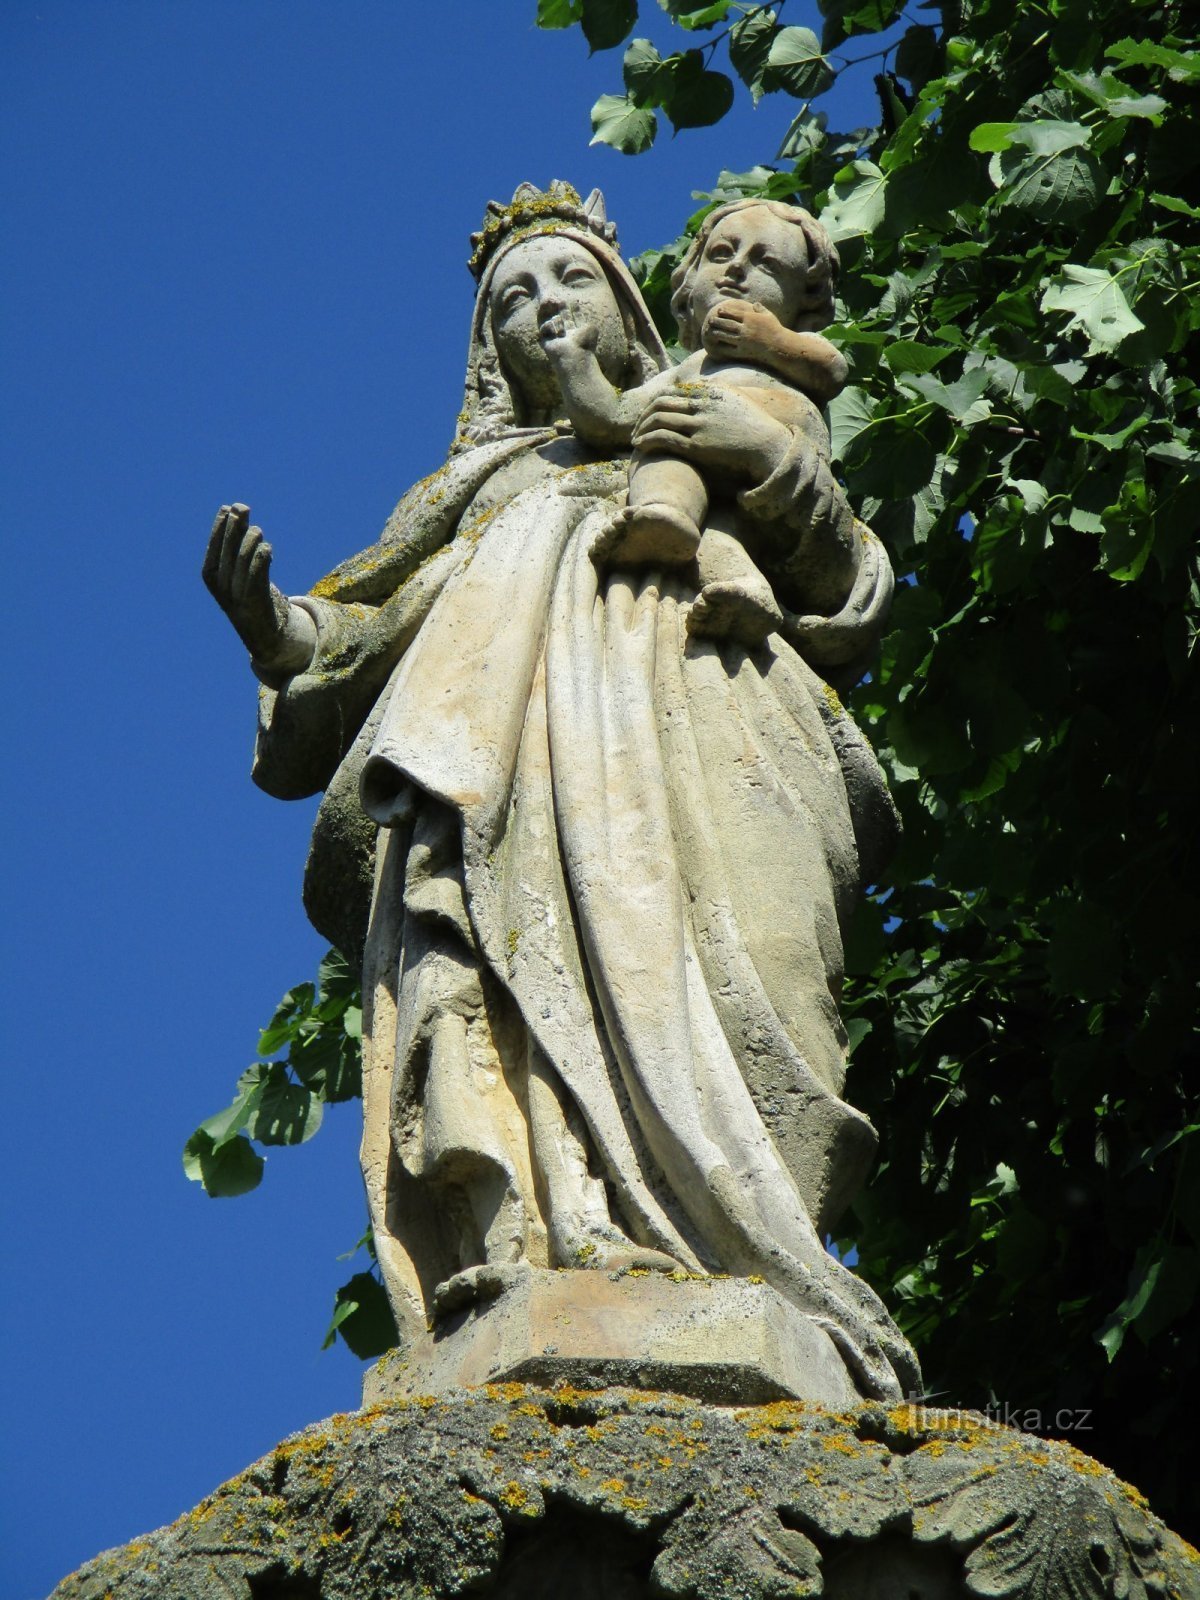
729, 8, 778, 104
1041, 265, 1145, 351
590, 92, 658, 152
536, 0, 584, 26
822, 160, 888, 240
183, 1129, 265, 1198
766, 26, 834, 99
581, 0, 638, 51
990, 144, 1105, 224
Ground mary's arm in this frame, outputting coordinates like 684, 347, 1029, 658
251, 546, 461, 799
205, 438, 544, 800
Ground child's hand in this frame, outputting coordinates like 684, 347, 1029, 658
539, 306, 599, 361
701, 299, 785, 363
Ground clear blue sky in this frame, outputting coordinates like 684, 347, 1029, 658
0, 6, 881, 1594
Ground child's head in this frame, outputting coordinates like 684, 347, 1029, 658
669, 199, 839, 350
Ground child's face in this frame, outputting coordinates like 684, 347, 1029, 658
690, 209, 809, 329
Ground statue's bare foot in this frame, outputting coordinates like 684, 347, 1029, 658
605, 503, 702, 567
433, 1262, 530, 1318
687, 579, 783, 648
559, 1224, 683, 1275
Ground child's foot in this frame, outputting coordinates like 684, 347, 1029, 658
608, 502, 702, 567
687, 580, 784, 648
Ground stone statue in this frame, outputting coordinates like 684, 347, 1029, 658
544, 198, 850, 649
203, 181, 918, 1405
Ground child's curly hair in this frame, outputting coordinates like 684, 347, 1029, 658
669, 199, 840, 350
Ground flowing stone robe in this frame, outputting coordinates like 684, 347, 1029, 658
251, 229, 915, 1401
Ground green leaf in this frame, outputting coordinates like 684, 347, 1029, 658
1105, 37, 1200, 83
969, 122, 1020, 153
1041, 264, 1145, 351
766, 26, 834, 99
663, 55, 734, 130
991, 144, 1105, 224
658, 0, 732, 26
777, 108, 827, 163
821, 160, 888, 240
288, 1026, 362, 1102
590, 92, 658, 152
1004, 119, 1093, 156
846, 416, 938, 499
1131, 1246, 1199, 1343
623, 37, 670, 101
536, 0, 584, 26
581, 0, 638, 51
911, 453, 953, 543
1006, 478, 1048, 514
827, 385, 877, 463
1103, 91, 1167, 119
1096, 1247, 1165, 1362
317, 947, 357, 1001
729, 9, 777, 104
258, 982, 315, 1056
894, 24, 939, 89
323, 1272, 398, 1359
883, 341, 955, 376
845, 1016, 873, 1054
183, 1129, 264, 1198
899, 368, 992, 425
820, 0, 903, 48
1149, 192, 1200, 219
242, 1063, 325, 1146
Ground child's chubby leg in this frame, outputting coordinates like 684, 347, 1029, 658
689, 528, 784, 648
608, 451, 708, 565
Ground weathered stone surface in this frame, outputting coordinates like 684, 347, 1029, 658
203, 180, 917, 1406
50, 1389, 1198, 1600
364, 1268, 859, 1408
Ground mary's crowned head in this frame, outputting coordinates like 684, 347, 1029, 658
456, 181, 668, 447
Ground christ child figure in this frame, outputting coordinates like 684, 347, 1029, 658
542, 198, 847, 646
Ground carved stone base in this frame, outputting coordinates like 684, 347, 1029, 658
50, 1388, 1198, 1599
364, 1267, 860, 1408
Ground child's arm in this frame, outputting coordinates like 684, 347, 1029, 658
702, 301, 848, 403
540, 313, 677, 448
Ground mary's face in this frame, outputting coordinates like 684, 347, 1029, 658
489, 235, 630, 412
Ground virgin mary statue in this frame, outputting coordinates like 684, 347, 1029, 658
204, 182, 919, 1403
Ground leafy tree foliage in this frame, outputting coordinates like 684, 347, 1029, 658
190, 0, 1198, 1536
184, 949, 392, 1356
542, 0, 1198, 1534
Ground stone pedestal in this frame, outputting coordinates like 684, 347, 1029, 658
50, 1388, 1198, 1599
364, 1268, 860, 1409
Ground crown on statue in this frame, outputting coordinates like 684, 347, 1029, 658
468, 181, 617, 280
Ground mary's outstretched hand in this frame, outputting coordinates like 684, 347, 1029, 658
203, 504, 315, 675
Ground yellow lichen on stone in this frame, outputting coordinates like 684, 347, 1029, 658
821, 1433, 862, 1458
485, 1381, 530, 1403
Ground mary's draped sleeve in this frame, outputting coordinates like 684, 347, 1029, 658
251, 436, 545, 802
247, 433, 550, 961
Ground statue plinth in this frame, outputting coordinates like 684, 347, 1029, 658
364, 1268, 860, 1409
50, 1387, 1199, 1599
